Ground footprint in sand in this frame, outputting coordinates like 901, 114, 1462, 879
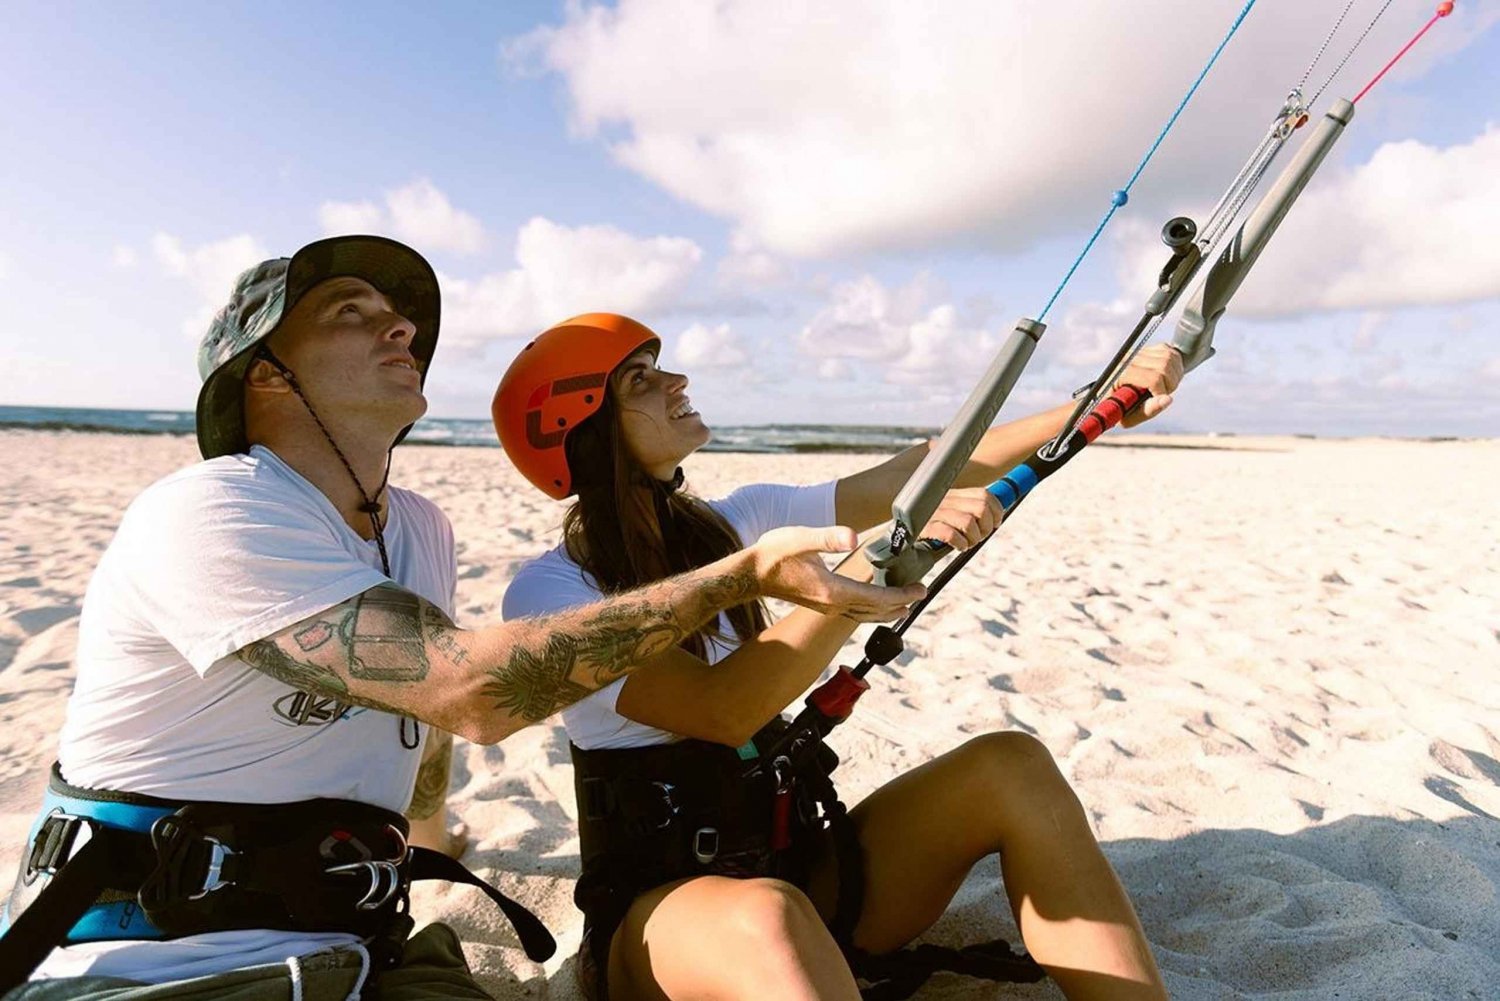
1429, 738, 1500, 786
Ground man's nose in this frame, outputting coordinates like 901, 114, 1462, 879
385, 311, 418, 343
665, 370, 689, 391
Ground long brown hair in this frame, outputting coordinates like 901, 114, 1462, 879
562, 393, 769, 658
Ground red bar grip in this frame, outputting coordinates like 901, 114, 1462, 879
1077, 385, 1147, 443
808, 666, 871, 721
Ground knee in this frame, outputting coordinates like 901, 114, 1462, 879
721, 878, 824, 951
963, 731, 1081, 814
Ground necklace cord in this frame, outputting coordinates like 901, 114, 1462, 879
253, 345, 418, 747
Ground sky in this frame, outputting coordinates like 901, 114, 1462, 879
2, 0, 1497, 437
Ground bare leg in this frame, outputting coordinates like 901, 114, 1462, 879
607, 876, 861, 1001
406, 729, 469, 858
806, 731, 1166, 1000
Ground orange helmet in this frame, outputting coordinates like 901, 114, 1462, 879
493, 313, 661, 499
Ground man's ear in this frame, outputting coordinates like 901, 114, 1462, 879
244, 356, 291, 394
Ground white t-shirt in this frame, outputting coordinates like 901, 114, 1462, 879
37, 445, 456, 981
502, 481, 837, 750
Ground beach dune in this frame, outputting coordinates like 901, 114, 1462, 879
1, 430, 1496, 999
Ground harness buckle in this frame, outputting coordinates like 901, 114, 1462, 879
23, 810, 94, 884
326, 822, 408, 911
692, 827, 720, 864
328, 860, 405, 911
188, 837, 238, 899
142, 815, 242, 906
579, 777, 615, 822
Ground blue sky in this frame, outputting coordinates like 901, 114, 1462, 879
3, 0, 1497, 437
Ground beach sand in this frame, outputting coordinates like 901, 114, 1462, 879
1, 429, 1497, 998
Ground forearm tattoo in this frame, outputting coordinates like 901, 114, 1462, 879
241, 567, 758, 732
482, 567, 756, 724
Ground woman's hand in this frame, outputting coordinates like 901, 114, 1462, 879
1116, 344, 1185, 427
750, 526, 926, 622
918, 487, 1004, 551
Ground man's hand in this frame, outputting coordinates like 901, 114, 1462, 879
751, 526, 926, 621
919, 487, 1004, 550
1116, 344, 1185, 427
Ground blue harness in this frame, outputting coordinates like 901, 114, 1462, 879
0, 763, 555, 994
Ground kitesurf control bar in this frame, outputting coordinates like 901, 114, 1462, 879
864, 96, 1356, 596
864, 317, 1045, 587
772, 94, 1356, 756
1173, 98, 1354, 372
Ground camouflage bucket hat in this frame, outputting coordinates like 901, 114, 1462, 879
194, 234, 441, 459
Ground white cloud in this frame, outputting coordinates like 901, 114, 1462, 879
153, 232, 270, 339
883, 303, 1003, 388
673, 322, 749, 370
439, 216, 703, 349
716, 231, 791, 290
318, 199, 383, 235
798, 273, 1003, 391
510, 0, 1495, 258
1232, 125, 1500, 314
320, 178, 485, 255
799, 274, 935, 363
111, 245, 138, 268
816, 358, 851, 381
0, 251, 9, 280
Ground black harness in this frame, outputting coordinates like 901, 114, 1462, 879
570, 718, 1044, 1000
0, 763, 555, 994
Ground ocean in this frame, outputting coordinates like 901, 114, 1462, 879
0, 406, 935, 455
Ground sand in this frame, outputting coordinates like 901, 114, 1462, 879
1, 429, 1497, 999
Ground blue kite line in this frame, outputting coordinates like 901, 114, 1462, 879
1037, 0, 1260, 323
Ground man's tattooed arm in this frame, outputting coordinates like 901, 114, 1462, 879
235, 554, 761, 743
238, 584, 452, 720
480, 568, 756, 726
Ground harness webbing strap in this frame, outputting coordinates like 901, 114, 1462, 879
0, 830, 135, 996
408, 848, 555, 961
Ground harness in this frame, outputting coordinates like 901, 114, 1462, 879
0, 763, 556, 994
570, 718, 1043, 1001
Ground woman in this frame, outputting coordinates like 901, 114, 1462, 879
495, 313, 1182, 1001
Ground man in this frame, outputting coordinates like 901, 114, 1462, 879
0, 235, 921, 998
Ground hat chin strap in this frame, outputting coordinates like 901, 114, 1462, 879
253, 345, 421, 750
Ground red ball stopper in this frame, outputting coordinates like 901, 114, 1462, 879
1437, 2, 1454, 16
